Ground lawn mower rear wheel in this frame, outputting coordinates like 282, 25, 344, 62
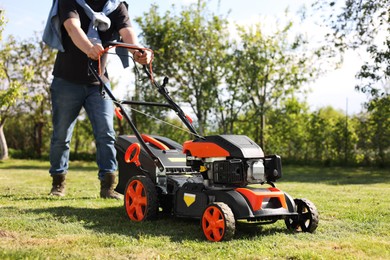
285, 198, 319, 233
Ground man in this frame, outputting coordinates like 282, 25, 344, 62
44, 0, 152, 198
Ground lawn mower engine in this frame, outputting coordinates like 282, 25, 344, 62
183, 135, 282, 187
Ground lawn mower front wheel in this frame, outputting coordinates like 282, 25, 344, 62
201, 202, 236, 242
124, 175, 158, 222
285, 198, 319, 233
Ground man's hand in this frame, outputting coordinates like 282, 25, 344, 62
119, 27, 153, 64
87, 43, 104, 60
64, 18, 103, 60
133, 50, 152, 65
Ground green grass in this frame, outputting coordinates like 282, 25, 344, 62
0, 159, 389, 259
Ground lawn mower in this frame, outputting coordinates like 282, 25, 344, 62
89, 41, 319, 242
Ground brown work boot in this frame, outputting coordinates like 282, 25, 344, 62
100, 173, 122, 200
50, 174, 66, 197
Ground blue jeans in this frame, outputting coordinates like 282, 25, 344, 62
49, 77, 117, 180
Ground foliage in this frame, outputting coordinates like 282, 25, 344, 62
314, 0, 389, 99
1, 28, 96, 161
14, 33, 56, 157
266, 97, 311, 160
230, 20, 321, 147
0, 1, 388, 167
0, 9, 4, 39
265, 101, 363, 166
363, 95, 390, 166
136, 2, 231, 135
3, 113, 47, 159
0, 32, 34, 160
312, 0, 390, 166
136, 2, 330, 149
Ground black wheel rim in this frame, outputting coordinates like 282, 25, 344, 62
286, 199, 318, 233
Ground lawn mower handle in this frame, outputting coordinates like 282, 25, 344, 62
102, 41, 199, 136
87, 41, 201, 173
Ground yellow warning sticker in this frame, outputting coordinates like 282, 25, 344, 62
168, 157, 187, 162
183, 193, 196, 207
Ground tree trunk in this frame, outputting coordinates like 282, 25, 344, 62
34, 121, 44, 158
0, 123, 9, 160
259, 113, 265, 149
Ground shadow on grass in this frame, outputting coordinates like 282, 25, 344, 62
28, 205, 289, 242
281, 166, 390, 185
235, 221, 290, 238
29, 206, 202, 241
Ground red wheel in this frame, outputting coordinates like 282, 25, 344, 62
124, 176, 158, 222
201, 202, 235, 242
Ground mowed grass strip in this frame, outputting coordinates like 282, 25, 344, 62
0, 159, 389, 259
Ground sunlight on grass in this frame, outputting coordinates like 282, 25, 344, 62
0, 159, 389, 259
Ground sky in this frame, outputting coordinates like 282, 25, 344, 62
0, 0, 367, 114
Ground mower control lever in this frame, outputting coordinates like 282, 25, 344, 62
163, 76, 169, 87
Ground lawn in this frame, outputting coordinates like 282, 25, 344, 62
0, 159, 389, 259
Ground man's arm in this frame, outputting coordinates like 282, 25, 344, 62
63, 18, 103, 60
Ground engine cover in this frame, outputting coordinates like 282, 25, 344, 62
183, 135, 265, 159
183, 135, 282, 186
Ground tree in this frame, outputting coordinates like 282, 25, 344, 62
313, 0, 389, 167
14, 33, 56, 157
266, 97, 311, 163
0, 11, 34, 159
230, 21, 319, 148
353, 113, 372, 166
136, 2, 231, 136
367, 95, 390, 166
353, 95, 389, 167
213, 40, 250, 135
314, 0, 389, 99
305, 106, 358, 166
329, 111, 358, 165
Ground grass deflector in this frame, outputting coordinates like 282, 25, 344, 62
89, 42, 319, 242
